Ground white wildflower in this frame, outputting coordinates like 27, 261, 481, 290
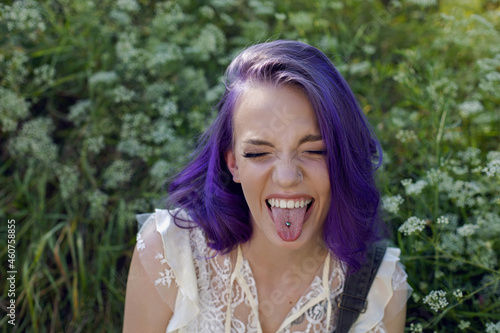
458, 147, 481, 165
439, 232, 464, 255
289, 12, 314, 32
447, 180, 482, 208
115, 32, 140, 64
3, 49, 29, 87
33, 64, 56, 87
458, 100, 484, 118
349, 61, 371, 75
89, 71, 119, 86
87, 190, 109, 218
382, 195, 404, 214
84, 135, 105, 154
483, 151, 500, 178
479, 71, 500, 99
406, 0, 437, 7
112, 85, 135, 103
8, 117, 58, 165
409, 323, 423, 332
457, 224, 479, 237
398, 216, 427, 236
437, 216, 449, 225
103, 160, 133, 189
57, 164, 79, 200
186, 25, 225, 62
152, 2, 185, 35
486, 321, 500, 333
396, 129, 418, 143
116, 0, 140, 12
423, 290, 448, 312
199, 6, 215, 19
0, 88, 30, 132
362, 45, 376, 55
68, 101, 90, 127
458, 320, 470, 330
476, 55, 500, 74
453, 289, 463, 299
109, 10, 131, 25
1, 0, 46, 41
401, 179, 428, 196
150, 160, 170, 182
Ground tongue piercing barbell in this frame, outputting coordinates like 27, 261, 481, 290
285, 222, 291, 227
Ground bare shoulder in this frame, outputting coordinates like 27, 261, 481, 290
123, 220, 174, 333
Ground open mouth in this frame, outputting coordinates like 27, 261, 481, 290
266, 199, 314, 212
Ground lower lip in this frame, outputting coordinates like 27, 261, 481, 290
266, 200, 315, 228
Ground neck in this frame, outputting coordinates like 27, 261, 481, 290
241, 231, 328, 285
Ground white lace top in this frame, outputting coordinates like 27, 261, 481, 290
136, 209, 410, 333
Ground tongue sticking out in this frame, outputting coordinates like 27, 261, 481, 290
270, 205, 308, 241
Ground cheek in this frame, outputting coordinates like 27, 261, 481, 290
236, 159, 273, 203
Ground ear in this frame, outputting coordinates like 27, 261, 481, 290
225, 150, 240, 183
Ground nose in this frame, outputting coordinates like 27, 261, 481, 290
272, 158, 302, 188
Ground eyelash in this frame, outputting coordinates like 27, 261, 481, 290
242, 151, 327, 159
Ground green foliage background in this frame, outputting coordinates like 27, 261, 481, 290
1, 0, 499, 331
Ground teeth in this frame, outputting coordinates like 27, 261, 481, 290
267, 198, 312, 209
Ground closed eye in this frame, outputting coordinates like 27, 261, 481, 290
242, 152, 268, 159
306, 150, 327, 155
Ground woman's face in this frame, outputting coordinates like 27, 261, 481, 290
226, 83, 331, 250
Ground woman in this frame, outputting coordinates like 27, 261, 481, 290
124, 40, 410, 332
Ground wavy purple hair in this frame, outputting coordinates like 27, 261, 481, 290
167, 40, 385, 272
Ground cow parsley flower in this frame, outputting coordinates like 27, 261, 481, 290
58, 164, 79, 200
458, 320, 470, 330
396, 129, 418, 143
407, 0, 437, 7
437, 216, 449, 225
89, 71, 119, 86
458, 100, 484, 118
112, 85, 135, 103
84, 135, 105, 154
457, 224, 479, 237
486, 321, 500, 333
483, 151, 500, 178
103, 160, 133, 189
479, 71, 500, 99
87, 189, 109, 219
1, 0, 46, 41
0, 88, 30, 132
382, 195, 404, 214
445, 180, 482, 208
401, 179, 428, 196
33, 64, 56, 87
68, 100, 91, 126
453, 289, 463, 299
116, 0, 140, 12
423, 290, 448, 312
8, 117, 58, 166
409, 323, 423, 332
439, 232, 465, 255
399, 216, 427, 236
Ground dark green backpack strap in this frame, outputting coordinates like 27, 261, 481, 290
335, 240, 388, 333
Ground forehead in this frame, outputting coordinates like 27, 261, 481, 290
232, 83, 320, 142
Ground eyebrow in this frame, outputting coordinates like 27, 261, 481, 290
243, 134, 323, 147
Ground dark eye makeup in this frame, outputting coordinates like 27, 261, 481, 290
241, 150, 327, 159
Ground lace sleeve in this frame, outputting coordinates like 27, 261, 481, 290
136, 212, 178, 312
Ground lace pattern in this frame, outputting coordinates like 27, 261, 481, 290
136, 210, 409, 332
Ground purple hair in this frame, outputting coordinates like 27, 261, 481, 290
167, 40, 385, 272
